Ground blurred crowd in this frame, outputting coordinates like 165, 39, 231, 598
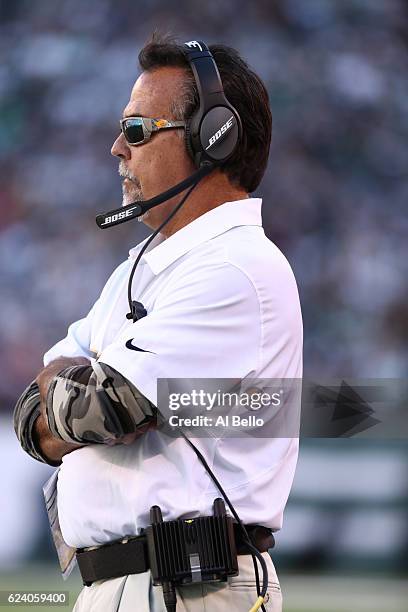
1, 0, 407, 409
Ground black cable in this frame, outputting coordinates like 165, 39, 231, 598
252, 555, 267, 612
252, 554, 260, 593
124, 175, 211, 611
180, 432, 269, 601
126, 179, 202, 321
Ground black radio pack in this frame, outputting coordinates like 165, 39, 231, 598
146, 499, 238, 611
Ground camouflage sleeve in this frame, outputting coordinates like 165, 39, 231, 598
13, 380, 55, 464
45, 361, 157, 444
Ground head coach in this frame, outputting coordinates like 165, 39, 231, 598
14, 34, 302, 612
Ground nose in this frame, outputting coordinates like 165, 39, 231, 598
111, 132, 131, 160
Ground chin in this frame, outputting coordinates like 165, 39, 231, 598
122, 185, 143, 208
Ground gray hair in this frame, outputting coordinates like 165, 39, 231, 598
170, 71, 196, 140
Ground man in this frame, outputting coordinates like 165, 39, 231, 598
14, 35, 302, 612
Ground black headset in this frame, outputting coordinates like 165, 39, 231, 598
182, 40, 242, 167
96, 39, 242, 229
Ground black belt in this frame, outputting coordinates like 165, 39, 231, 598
76, 525, 275, 586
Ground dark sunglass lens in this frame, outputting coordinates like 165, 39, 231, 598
123, 119, 145, 144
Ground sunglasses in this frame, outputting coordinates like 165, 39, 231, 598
120, 116, 185, 146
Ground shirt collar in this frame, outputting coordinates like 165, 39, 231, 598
128, 197, 262, 275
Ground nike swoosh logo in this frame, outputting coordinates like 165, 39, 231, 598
125, 339, 154, 353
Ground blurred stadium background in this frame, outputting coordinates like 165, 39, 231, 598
1, 0, 407, 610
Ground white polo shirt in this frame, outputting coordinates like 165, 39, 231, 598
44, 197, 303, 549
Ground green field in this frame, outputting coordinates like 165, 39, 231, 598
0, 565, 407, 611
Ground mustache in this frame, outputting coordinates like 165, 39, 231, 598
118, 161, 141, 186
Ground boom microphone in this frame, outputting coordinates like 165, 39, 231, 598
96, 162, 215, 229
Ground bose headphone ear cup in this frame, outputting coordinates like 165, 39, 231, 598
199, 106, 240, 163
185, 107, 241, 168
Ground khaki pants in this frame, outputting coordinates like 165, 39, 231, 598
73, 552, 282, 612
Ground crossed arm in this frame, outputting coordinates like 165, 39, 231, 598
14, 356, 157, 466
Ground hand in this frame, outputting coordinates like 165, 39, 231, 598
36, 356, 91, 403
